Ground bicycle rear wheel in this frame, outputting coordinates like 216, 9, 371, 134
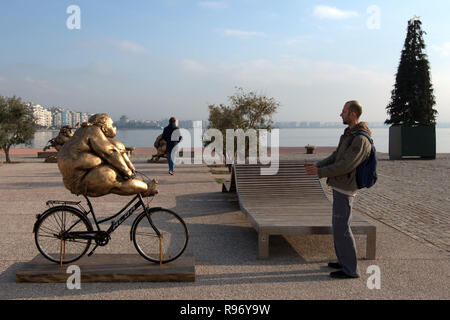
34, 206, 92, 264
132, 208, 188, 264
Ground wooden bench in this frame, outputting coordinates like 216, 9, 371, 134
223, 161, 376, 260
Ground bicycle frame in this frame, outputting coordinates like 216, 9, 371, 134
84, 194, 146, 234
47, 193, 149, 242
37, 193, 187, 265
59, 194, 159, 258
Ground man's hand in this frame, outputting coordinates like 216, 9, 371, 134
305, 163, 318, 176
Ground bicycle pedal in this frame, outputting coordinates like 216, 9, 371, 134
87, 244, 98, 257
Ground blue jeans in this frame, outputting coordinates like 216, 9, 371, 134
332, 189, 360, 277
168, 146, 178, 172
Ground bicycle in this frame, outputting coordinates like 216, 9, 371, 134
33, 171, 189, 265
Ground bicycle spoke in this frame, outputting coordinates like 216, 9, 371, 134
52, 210, 63, 231
62, 210, 66, 232
38, 225, 60, 236
66, 219, 84, 233
37, 233, 60, 239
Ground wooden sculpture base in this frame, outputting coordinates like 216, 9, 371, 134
16, 254, 195, 283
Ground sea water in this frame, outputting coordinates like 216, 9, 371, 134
26, 127, 450, 153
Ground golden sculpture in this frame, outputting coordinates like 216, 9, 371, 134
149, 134, 168, 162
57, 113, 158, 197
43, 124, 78, 152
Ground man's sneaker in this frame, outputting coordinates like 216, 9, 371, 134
142, 179, 158, 197
329, 270, 360, 279
327, 262, 342, 269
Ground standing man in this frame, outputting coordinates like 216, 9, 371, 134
305, 101, 372, 279
162, 117, 182, 175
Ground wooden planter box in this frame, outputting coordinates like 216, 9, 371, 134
389, 125, 436, 160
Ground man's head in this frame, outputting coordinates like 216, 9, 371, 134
169, 117, 178, 126
89, 113, 117, 138
341, 101, 362, 126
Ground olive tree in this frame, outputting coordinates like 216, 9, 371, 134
0, 95, 37, 163
206, 87, 280, 166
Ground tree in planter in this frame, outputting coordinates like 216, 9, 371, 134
0, 95, 37, 163
385, 17, 438, 159
385, 17, 437, 126
206, 87, 280, 167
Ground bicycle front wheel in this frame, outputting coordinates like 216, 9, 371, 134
34, 206, 92, 264
132, 208, 188, 264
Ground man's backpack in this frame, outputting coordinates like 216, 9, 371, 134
349, 131, 378, 189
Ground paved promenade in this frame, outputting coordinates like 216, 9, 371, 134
0, 149, 448, 299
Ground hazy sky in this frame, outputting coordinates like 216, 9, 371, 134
1, 0, 449, 122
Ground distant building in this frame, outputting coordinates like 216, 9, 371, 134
28, 103, 92, 129
52, 109, 62, 127
81, 112, 89, 124
119, 115, 129, 125
115, 116, 161, 129
61, 110, 71, 126
32, 104, 52, 127
69, 111, 80, 126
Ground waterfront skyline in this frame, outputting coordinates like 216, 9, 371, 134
30, 102, 450, 129
1, 1, 450, 123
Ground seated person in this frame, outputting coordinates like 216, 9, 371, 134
57, 113, 157, 197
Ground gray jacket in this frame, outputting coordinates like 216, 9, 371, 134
317, 122, 372, 192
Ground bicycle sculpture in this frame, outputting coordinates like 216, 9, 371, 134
43, 124, 78, 152
149, 134, 168, 162
33, 113, 189, 265
42, 124, 78, 163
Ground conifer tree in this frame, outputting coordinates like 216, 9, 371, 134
385, 17, 437, 126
